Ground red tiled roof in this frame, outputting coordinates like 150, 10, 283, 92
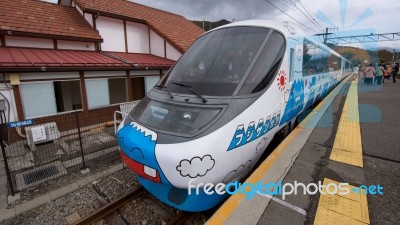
0, 47, 174, 71
107, 52, 175, 68
74, 0, 204, 53
0, 47, 129, 71
0, 0, 102, 42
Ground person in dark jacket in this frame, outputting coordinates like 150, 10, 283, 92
393, 63, 399, 83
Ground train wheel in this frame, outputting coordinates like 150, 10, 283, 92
290, 116, 299, 131
276, 122, 291, 142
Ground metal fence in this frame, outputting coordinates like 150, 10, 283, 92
0, 102, 139, 195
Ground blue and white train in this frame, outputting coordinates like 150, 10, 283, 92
116, 20, 352, 212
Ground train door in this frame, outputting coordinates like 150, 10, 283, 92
285, 40, 297, 103
289, 42, 296, 82
281, 39, 305, 125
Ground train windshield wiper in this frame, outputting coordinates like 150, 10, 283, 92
171, 82, 208, 103
154, 84, 174, 99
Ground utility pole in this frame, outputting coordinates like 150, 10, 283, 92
393, 49, 396, 65
324, 28, 329, 45
315, 27, 338, 44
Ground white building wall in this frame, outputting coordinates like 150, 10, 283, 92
150, 29, 165, 58
96, 16, 125, 52
166, 42, 182, 61
126, 22, 149, 54
57, 40, 95, 51
0, 84, 18, 122
5, 36, 54, 49
84, 13, 93, 26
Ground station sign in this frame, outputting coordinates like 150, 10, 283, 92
8, 119, 35, 128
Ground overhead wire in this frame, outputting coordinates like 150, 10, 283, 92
293, 0, 340, 44
264, 0, 320, 34
279, 0, 324, 32
288, 0, 325, 31
297, 0, 328, 29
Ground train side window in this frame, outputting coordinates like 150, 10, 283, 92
238, 31, 285, 95
302, 39, 343, 76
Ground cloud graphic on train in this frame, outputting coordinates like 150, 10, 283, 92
222, 160, 252, 183
176, 155, 215, 178
256, 138, 267, 154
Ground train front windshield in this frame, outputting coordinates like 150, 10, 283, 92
160, 26, 285, 96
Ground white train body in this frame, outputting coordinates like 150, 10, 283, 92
117, 20, 352, 211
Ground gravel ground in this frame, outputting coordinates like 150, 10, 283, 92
183, 214, 209, 225
10, 157, 122, 207
5, 167, 211, 225
119, 198, 167, 225
96, 167, 139, 201
3, 186, 98, 225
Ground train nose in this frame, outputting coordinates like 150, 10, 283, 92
117, 122, 166, 184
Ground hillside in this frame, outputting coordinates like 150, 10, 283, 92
331, 45, 394, 66
192, 19, 231, 31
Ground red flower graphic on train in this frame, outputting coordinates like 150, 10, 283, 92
277, 70, 287, 91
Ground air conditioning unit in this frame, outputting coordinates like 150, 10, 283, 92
25, 122, 61, 150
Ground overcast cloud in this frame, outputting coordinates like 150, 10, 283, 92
131, 0, 400, 49
43, 0, 400, 49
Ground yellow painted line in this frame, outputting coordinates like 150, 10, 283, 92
206, 78, 350, 225
314, 178, 370, 225
206, 128, 300, 225
329, 81, 363, 167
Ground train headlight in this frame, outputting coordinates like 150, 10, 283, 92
183, 112, 192, 120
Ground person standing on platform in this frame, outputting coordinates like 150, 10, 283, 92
364, 64, 375, 85
375, 63, 384, 85
393, 63, 399, 83
354, 65, 359, 80
383, 64, 390, 83
359, 64, 366, 84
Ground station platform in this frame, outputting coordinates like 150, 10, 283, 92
206, 75, 400, 225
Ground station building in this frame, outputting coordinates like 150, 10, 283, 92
0, 0, 204, 124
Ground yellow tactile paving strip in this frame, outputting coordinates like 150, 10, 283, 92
314, 178, 370, 225
329, 81, 363, 167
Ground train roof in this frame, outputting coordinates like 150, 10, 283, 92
206, 19, 349, 62
210, 19, 307, 39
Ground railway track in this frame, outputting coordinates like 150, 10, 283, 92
71, 184, 192, 225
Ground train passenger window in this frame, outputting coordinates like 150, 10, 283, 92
302, 39, 342, 76
238, 31, 285, 95
160, 27, 270, 96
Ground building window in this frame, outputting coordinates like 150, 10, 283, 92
21, 80, 82, 118
144, 76, 160, 93
85, 78, 127, 109
131, 77, 145, 101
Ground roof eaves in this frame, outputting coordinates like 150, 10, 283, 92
0, 30, 103, 43
78, 7, 147, 25
146, 22, 186, 54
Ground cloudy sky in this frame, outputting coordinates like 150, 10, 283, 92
45, 0, 400, 49
131, 0, 400, 49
